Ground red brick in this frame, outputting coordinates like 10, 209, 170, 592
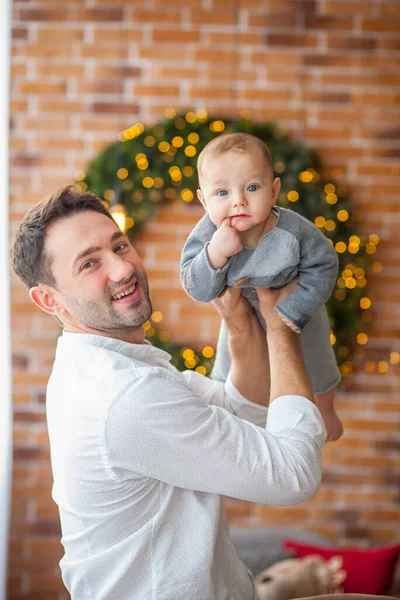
252, 50, 302, 66
37, 100, 85, 114
12, 27, 28, 40
76, 80, 124, 95
268, 33, 318, 48
194, 49, 240, 64
130, 8, 181, 24
93, 27, 142, 43
362, 17, 400, 32
190, 9, 236, 25
190, 86, 237, 99
20, 8, 68, 22
22, 43, 72, 58
134, 85, 180, 97
36, 27, 84, 42
19, 81, 66, 95
35, 63, 85, 77
247, 12, 298, 28
69, 7, 123, 22
152, 29, 200, 43
305, 14, 354, 29
80, 45, 129, 60
326, 35, 377, 51
207, 32, 264, 45
323, 1, 377, 15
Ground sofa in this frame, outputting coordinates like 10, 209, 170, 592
229, 526, 400, 597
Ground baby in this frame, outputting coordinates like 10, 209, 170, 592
180, 133, 343, 441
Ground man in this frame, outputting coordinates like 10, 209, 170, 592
10, 185, 326, 600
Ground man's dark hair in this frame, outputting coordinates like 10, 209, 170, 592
10, 184, 114, 289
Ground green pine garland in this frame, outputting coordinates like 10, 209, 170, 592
79, 109, 378, 379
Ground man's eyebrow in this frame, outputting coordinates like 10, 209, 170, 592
73, 231, 125, 267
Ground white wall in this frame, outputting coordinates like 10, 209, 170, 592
0, 0, 13, 597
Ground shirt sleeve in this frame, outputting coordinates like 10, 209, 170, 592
275, 213, 339, 332
181, 369, 268, 427
180, 214, 232, 302
106, 369, 327, 506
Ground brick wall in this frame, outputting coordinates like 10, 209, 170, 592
9, 0, 400, 597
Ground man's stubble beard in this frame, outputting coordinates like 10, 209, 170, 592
60, 270, 153, 333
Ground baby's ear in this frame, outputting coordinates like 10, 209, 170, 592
272, 177, 281, 201
197, 188, 207, 211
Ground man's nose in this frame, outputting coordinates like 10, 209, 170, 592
108, 253, 134, 282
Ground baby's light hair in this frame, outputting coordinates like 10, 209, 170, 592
197, 133, 274, 186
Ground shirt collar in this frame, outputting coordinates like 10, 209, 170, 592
60, 330, 172, 366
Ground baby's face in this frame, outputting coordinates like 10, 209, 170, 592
197, 149, 280, 232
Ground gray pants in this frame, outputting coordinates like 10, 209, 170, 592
211, 303, 340, 395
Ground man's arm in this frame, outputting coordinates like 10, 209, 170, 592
258, 286, 315, 404
212, 288, 270, 407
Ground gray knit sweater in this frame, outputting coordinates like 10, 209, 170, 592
181, 207, 339, 333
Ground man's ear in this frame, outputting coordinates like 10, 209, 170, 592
29, 284, 63, 317
272, 177, 281, 202
197, 188, 207, 211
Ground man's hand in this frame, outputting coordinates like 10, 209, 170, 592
207, 218, 243, 270
256, 279, 298, 330
212, 287, 251, 329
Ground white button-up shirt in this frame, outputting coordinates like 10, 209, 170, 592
46, 332, 326, 600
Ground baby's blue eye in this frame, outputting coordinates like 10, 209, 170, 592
247, 184, 258, 192
217, 190, 228, 197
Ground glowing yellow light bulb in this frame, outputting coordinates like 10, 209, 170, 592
117, 168, 129, 179
378, 361, 388, 373
360, 297, 371, 309
337, 210, 349, 222
151, 311, 163, 323
202, 346, 215, 358
185, 112, 197, 123
390, 352, 400, 365
287, 190, 299, 202
335, 241, 347, 253
188, 132, 200, 144
356, 333, 368, 345
326, 193, 338, 205
181, 189, 194, 202
110, 204, 127, 232
74, 169, 86, 181
195, 365, 207, 375
314, 216, 326, 228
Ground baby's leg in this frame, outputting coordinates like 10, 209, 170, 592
210, 319, 231, 382
300, 305, 343, 441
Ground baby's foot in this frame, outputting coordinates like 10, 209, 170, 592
320, 408, 343, 442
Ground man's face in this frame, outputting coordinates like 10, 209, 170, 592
42, 210, 152, 337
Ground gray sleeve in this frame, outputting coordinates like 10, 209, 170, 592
275, 212, 339, 332
180, 214, 232, 302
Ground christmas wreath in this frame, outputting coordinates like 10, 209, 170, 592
78, 109, 378, 379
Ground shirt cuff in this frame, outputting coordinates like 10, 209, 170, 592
267, 395, 327, 449
224, 373, 269, 427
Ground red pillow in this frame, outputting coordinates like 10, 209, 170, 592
284, 540, 400, 594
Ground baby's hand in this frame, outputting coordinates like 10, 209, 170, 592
207, 218, 243, 269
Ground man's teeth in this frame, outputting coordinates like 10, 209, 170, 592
112, 285, 135, 300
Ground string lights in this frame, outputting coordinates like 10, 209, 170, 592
76, 110, 397, 379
